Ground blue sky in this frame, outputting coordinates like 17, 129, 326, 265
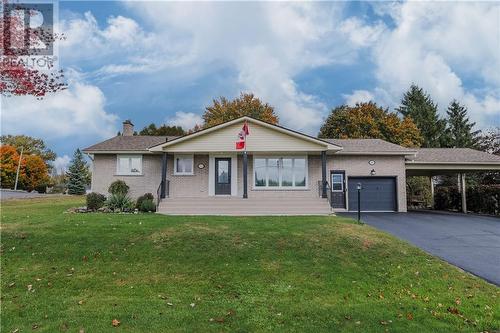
2, 1, 499, 170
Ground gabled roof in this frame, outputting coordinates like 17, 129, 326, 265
409, 148, 500, 164
149, 116, 343, 152
82, 136, 175, 153
325, 139, 417, 156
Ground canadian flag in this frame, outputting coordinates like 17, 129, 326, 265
236, 121, 250, 150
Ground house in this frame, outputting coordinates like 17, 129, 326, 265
83, 116, 500, 215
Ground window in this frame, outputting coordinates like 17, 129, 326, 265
254, 157, 307, 188
174, 155, 193, 175
331, 173, 344, 191
117, 155, 142, 175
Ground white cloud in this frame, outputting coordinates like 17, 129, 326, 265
86, 2, 368, 133
339, 17, 385, 47
1, 74, 118, 141
53, 155, 71, 173
343, 90, 375, 106
347, 2, 500, 127
166, 112, 203, 130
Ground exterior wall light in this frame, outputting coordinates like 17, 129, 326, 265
370, 169, 376, 176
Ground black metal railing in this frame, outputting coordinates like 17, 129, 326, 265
156, 181, 163, 210
318, 180, 332, 208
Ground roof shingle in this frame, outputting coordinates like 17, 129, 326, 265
411, 148, 500, 163
325, 139, 416, 153
83, 136, 176, 152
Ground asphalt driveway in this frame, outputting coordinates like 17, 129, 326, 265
339, 211, 500, 285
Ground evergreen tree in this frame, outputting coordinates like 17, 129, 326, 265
444, 100, 480, 148
396, 84, 447, 147
66, 149, 89, 195
138, 123, 186, 136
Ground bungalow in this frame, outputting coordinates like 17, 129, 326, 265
83, 116, 500, 215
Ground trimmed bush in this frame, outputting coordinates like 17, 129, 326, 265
108, 180, 129, 195
140, 199, 156, 212
434, 185, 500, 215
86, 192, 106, 210
106, 193, 134, 212
136, 193, 154, 210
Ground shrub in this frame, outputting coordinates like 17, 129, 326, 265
136, 193, 154, 209
106, 193, 134, 212
86, 192, 106, 210
140, 199, 156, 212
434, 185, 500, 215
108, 180, 129, 195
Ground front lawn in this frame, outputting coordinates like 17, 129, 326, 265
1, 197, 498, 332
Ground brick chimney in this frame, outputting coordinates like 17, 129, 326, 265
122, 120, 134, 136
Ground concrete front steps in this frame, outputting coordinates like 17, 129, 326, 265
157, 196, 333, 216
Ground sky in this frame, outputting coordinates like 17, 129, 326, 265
1, 1, 499, 171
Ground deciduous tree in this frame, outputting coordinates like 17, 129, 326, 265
203, 93, 278, 127
0, 144, 20, 188
0, 0, 67, 97
318, 102, 423, 148
22, 154, 49, 191
0, 134, 56, 165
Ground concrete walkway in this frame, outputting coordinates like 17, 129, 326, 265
339, 211, 500, 285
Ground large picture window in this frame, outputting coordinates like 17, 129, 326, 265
253, 157, 307, 188
117, 155, 142, 175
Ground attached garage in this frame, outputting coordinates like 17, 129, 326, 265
348, 177, 397, 212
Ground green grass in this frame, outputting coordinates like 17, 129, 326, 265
1, 196, 498, 332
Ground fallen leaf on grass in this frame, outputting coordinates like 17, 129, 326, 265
12, 329, 19, 333
447, 307, 460, 315
78, 300, 84, 305
79, 329, 85, 333
406, 313, 413, 320
455, 298, 461, 305
8, 282, 15, 288
32, 324, 39, 330
27, 284, 33, 292
112, 319, 120, 327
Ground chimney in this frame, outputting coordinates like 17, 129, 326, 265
122, 120, 134, 136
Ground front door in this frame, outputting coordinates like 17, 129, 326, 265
215, 158, 231, 195
330, 170, 346, 209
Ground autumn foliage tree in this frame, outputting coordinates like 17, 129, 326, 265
0, 144, 19, 188
318, 102, 423, 148
0, 144, 49, 190
203, 93, 279, 127
0, 0, 66, 97
22, 154, 49, 191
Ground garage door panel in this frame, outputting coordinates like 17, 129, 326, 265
348, 177, 396, 212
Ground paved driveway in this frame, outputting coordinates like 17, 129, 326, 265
339, 211, 500, 285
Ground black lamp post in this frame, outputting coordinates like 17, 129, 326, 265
357, 183, 362, 222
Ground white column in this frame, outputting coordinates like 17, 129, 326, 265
429, 176, 434, 209
460, 173, 467, 214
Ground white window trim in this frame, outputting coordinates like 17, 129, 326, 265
116, 154, 143, 176
252, 155, 308, 190
331, 173, 344, 192
173, 154, 194, 175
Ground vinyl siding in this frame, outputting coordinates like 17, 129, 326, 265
164, 121, 327, 152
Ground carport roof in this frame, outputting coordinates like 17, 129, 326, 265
406, 148, 500, 176
410, 148, 500, 163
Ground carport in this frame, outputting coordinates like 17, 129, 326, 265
406, 148, 500, 213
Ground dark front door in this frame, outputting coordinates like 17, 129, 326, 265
215, 158, 231, 195
330, 171, 346, 209
347, 177, 397, 212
